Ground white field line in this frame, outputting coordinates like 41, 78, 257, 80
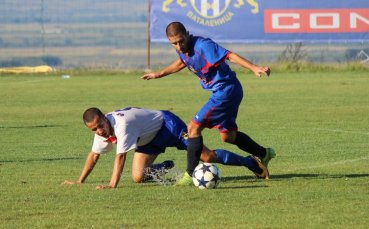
311, 127, 369, 136
286, 155, 369, 172
277, 126, 369, 136
273, 126, 369, 172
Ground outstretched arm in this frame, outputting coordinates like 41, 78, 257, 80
96, 153, 127, 189
141, 59, 186, 80
62, 152, 100, 185
227, 52, 270, 77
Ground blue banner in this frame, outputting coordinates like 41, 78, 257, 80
150, 0, 369, 43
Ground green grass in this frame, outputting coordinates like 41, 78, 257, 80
0, 70, 368, 228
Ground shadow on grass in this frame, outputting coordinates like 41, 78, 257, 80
0, 124, 65, 129
219, 176, 270, 189
0, 157, 82, 163
221, 175, 255, 182
217, 185, 269, 189
270, 173, 369, 180
220, 173, 369, 184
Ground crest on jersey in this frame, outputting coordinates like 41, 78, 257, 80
181, 131, 189, 140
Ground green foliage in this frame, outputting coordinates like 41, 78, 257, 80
277, 42, 307, 72
0, 71, 369, 228
345, 48, 369, 62
268, 61, 369, 73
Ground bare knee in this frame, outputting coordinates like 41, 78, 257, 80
187, 121, 203, 138
132, 173, 144, 183
220, 135, 233, 143
220, 131, 236, 143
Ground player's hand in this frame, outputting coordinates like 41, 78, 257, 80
254, 66, 271, 77
96, 185, 115, 189
141, 72, 161, 80
62, 180, 81, 185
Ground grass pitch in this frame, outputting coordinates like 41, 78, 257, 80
0, 70, 368, 228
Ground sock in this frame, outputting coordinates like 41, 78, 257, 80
150, 163, 164, 171
186, 136, 203, 175
233, 131, 266, 158
150, 160, 174, 171
215, 149, 254, 168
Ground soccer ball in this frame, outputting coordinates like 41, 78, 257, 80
192, 163, 221, 189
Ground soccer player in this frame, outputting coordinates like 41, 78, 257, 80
141, 21, 276, 185
62, 107, 268, 189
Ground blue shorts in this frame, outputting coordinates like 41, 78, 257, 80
192, 82, 243, 133
136, 111, 188, 155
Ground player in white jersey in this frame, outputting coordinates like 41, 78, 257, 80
63, 107, 268, 189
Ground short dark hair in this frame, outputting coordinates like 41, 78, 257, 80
83, 107, 104, 124
166, 21, 187, 37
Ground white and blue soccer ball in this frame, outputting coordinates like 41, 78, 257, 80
192, 163, 221, 189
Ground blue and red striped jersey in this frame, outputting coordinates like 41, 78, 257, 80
177, 36, 238, 91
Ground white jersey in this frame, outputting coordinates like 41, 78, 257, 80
91, 107, 163, 154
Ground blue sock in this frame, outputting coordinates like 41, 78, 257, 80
215, 149, 256, 168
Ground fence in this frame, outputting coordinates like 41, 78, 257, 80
0, 0, 368, 70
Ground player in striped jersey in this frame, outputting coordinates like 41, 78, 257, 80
142, 22, 276, 185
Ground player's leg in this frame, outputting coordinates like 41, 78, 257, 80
220, 130, 264, 158
200, 146, 269, 179
133, 110, 190, 184
176, 117, 204, 186
131, 152, 174, 183
184, 96, 221, 178
201, 145, 249, 166
131, 152, 158, 183
175, 121, 204, 185
220, 131, 276, 167
186, 121, 204, 175
153, 110, 204, 186
212, 83, 276, 167
150, 160, 174, 171
156, 111, 204, 185
233, 131, 276, 167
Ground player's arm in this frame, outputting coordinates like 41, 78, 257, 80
62, 152, 100, 185
227, 52, 270, 77
141, 59, 186, 80
96, 153, 127, 189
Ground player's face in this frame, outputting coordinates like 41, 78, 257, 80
168, 32, 191, 54
86, 116, 112, 138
